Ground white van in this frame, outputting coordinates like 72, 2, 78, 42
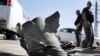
0, 0, 28, 39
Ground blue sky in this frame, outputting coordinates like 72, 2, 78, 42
19, 0, 100, 36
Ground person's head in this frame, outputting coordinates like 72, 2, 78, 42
76, 10, 80, 15
45, 11, 60, 32
87, 1, 92, 9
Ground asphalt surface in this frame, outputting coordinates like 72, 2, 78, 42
0, 40, 28, 56
1, 36, 100, 56
68, 47, 100, 56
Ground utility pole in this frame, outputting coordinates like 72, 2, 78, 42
94, 0, 98, 37
94, 0, 100, 37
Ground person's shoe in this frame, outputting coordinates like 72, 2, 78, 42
81, 41, 87, 48
76, 44, 80, 47
87, 46, 96, 49
77, 45, 80, 47
82, 46, 87, 48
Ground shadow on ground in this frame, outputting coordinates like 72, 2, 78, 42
76, 49, 100, 54
0, 52, 25, 56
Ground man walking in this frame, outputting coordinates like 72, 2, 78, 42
74, 10, 82, 47
82, 1, 94, 48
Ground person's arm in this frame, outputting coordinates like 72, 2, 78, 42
76, 23, 80, 29
82, 13, 90, 26
75, 15, 81, 29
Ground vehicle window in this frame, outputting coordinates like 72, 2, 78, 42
60, 28, 75, 33
60, 29, 66, 32
0, 0, 7, 5
67, 30, 73, 33
62, 30, 67, 32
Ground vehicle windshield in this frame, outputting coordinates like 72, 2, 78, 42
60, 28, 75, 33
0, 0, 7, 5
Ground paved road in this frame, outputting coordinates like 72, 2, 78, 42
1, 36, 100, 56
69, 47, 100, 56
0, 40, 28, 56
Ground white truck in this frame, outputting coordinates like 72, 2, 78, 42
0, 0, 28, 40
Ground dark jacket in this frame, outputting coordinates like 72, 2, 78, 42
74, 14, 82, 26
82, 7, 94, 23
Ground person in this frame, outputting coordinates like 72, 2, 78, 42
74, 10, 82, 47
82, 1, 94, 49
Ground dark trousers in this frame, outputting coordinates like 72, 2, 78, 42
75, 24, 82, 46
82, 23, 94, 48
